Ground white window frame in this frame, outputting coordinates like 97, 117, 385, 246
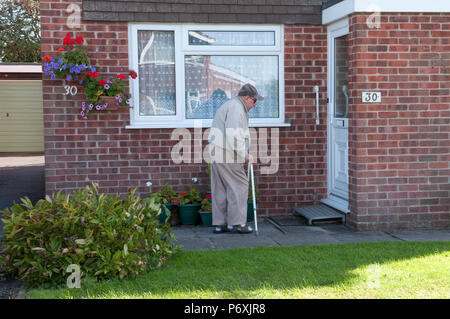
127, 23, 287, 129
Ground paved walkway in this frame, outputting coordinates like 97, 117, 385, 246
172, 219, 450, 251
0, 154, 45, 239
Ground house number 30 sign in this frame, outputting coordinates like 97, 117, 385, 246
64, 85, 78, 96
362, 91, 381, 103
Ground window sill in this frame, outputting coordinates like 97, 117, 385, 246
125, 122, 291, 129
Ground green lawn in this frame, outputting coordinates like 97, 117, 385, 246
27, 241, 449, 299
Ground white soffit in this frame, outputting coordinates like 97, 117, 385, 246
323, 0, 450, 25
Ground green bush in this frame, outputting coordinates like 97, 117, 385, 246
0, 183, 178, 288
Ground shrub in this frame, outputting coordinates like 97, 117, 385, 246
0, 183, 178, 288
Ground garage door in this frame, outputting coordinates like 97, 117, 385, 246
0, 80, 44, 152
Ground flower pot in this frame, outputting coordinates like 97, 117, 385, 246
247, 201, 256, 222
179, 204, 201, 225
199, 210, 212, 227
100, 95, 120, 110
158, 203, 172, 224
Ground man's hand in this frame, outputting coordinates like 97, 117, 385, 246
245, 153, 255, 164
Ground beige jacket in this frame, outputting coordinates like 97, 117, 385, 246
209, 97, 250, 163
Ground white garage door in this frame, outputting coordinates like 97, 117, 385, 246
0, 80, 44, 152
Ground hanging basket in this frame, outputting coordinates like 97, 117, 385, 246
100, 96, 120, 110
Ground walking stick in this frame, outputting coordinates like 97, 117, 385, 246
249, 162, 259, 236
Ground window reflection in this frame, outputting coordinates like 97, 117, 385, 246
184, 55, 279, 119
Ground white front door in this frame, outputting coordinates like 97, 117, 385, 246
323, 19, 349, 213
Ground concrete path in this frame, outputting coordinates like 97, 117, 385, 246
172, 220, 450, 251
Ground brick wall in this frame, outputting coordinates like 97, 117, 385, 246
40, 0, 328, 217
347, 13, 450, 230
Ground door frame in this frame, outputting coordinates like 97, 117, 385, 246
322, 17, 350, 213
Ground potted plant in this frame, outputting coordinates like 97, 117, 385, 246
177, 188, 202, 225
145, 183, 178, 224
158, 183, 177, 223
199, 194, 212, 227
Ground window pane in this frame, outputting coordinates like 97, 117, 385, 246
334, 35, 349, 118
138, 30, 176, 116
185, 55, 279, 119
188, 31, 275, 46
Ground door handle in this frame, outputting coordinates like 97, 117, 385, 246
314, 85, 319, 125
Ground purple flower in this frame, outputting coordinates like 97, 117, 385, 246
66, 74, 72, 81
126, 99, 131, 105
115, 95, 120, 100
104, 84, 110, 90
80, 111, 85, 117
96, 105, 101, 110
118, 97, 123, 103
89, 104, 94, 110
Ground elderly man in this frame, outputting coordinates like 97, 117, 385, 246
208, 83, 264, 234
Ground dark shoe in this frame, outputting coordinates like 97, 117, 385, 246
231, 224, 253, 234
213, 225, 231, 234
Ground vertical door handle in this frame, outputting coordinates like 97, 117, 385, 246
314, 85, 319, 125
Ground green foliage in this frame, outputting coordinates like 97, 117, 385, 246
157, 183, 177, 204
83, 74, 129, 104
0, 0, 40, 62
178, 188, 202, 205
200, 197, 212, 211
0, 183, 178, 288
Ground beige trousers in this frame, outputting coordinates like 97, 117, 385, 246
211, 161, 249, 227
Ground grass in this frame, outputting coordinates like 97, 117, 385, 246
27, 241, 449, 299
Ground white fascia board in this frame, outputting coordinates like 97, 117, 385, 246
323, 0, 355, 25
354, 0, 450, 12
323, 0, 450, 25
0, 64, 42, 73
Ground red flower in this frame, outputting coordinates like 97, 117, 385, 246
98, 79, 106, 85
129, 70, 137, 79
180, 192, 187, 197
205, 194, 212, 199
117, 74, 126, 80
58, 47, 63, 52
75, 36, 84, 44
88, 71, 98, 78
43, 55, 51, 62
63, 33, 75, 46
